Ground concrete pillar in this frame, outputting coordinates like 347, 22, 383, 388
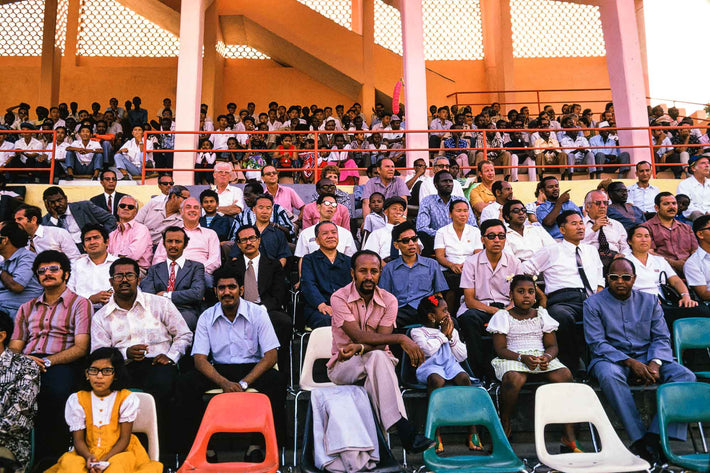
634, 0, 650, 97
598, 0, 649, 170
351, 0, 363, 35
174, 0, 206, 185
39, 0, 61, 107
359, 0, 375, 122
400, 0, 428, 167
61, 0, 80, 69
201, 1, 221, 115
480, 0, 515, 107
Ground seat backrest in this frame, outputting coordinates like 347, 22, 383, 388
131, 392, 159, 461
673, 318, 710, 364
657, 382, 710, 425
300, 327, 335, 390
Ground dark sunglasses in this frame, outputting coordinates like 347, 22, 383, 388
483, 233, 507, 240
608, 274, 633, 282
397, 236, 419, 244
118, 203, 136, 210
159, 181, 174, 186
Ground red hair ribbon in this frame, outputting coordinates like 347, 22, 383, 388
428, 295, 439, 306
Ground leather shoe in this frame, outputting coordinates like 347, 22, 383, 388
407, 434, 436, 453
630, 438, 659, 465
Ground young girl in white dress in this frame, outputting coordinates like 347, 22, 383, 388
486, 275, 581, 453
410, 294, 482, 454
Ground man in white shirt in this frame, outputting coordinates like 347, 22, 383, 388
68, 224, 118, 309
582, 190, 629, 269
11, 123, 48, 173
502, 200, 555, 261
684, 215, 710, 302
209, 115, 233, 150
479, 180, 513, 223
0, 132, 15, 168
295, 194, 356, 258
559, 124, 595, 180
114, 125, 154, 179
627, 161, 659, 216
51, 126, 71, 176
65, 124, 103, 179
211, 162, 244, 216
136, 185, 189, 245
522, 210, 604, 371
417, 157, 465, 203
363, 197, 411, 260
676, 154, 710, 221
14, 204, 81, 261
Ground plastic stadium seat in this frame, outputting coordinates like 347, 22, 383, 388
178, 392, 279, 473
673, 317, 710, 379
132, 392, 160, 462
534, 383, 650, 473
657, 382, 710, 472
423, 386, 525, 472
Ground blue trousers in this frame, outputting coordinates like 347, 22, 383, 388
66, 150, 103, 173
592, 359, 696, 442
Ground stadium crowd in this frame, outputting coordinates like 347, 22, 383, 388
0, 98, 709, 472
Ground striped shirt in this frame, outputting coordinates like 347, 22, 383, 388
12, 288, 92, 355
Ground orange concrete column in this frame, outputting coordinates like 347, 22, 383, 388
598, 0, 648, 170
201, 0, 222, 114
480, 0, 515, 107
634, 0, 650, 96
61, 0, 80, 69
174, 0, 206, 185
351, 0, 363, 35
39, 0, 61, 107
359, 0, 375, 122
400, 0, 428, 167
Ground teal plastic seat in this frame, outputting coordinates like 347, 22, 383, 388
423, 386, 525, 473
657, 383, 710, 472
673, 318, 710, 379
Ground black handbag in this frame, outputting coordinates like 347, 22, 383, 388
658, 271, 681, 305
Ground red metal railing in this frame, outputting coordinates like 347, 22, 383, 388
0, 129, 57, 183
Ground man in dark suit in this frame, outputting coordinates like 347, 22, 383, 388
90, 169, 127, 216
232, 224, 292, 374
140, 226, 206, 330
41, 186, 117, 246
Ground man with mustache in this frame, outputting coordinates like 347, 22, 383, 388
67, 224, 117, 310
9, 250, 91, 462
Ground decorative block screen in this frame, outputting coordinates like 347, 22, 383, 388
510, 0, 606, 58
0, 0, 45, 56
296, 0, 352, 29
217, 42, 270, 60
374, 0, 484, 60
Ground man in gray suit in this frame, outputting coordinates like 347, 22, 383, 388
41, 186, 117, 246
140, 226, 205, 330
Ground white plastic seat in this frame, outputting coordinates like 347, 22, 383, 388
132, 392, 160, 462
534, 383, 650, 473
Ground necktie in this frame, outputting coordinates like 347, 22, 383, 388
58, 214, 67, 229
575, 246, 594, 297
29, 235, 36, 253
597, 225, 610, 253
107, 194, 112, 213
244, 260, 259, 303
166, 261, 176, 292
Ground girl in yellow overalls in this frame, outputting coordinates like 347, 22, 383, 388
45, 347, 162, 473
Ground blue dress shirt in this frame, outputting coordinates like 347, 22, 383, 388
0, 248, 43, 318
416, 194, 477, 237
379, 255, 448, 309
301, 250, 352, 309
536, 200, 581, 239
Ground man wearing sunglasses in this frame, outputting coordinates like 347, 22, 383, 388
89, 170, 127, 217
684, 214, 710, 302
9, 250, 91, 462
300, 178, 351, 230
108, 196, 152, 276
584, 257, 695, 464
294, 193, 356, 258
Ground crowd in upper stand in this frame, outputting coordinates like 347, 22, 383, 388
0, 97, 709, 472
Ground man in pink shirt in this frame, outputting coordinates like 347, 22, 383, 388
300, 178, 351, 230
262, 165, 305, 214
326, 250, 434, 453
108, 195, 152, 276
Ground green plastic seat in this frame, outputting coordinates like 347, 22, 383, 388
673, 317, 710, 379
657, 383, 710, 472
423, 386, 525, 473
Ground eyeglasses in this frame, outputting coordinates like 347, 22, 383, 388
591, 200, 608, 206
102, 177, 117, 182
37, 265, 61, 275
118, 203, 136, 210
87, 367, 115, 376
509, 208, 526, 214
237, 235, 259, 244
217, 284, 238, 291
698, 227, 710, 232
483, 233, 507, 240
159, 181, 174, 186
320, 201, 337, 208
263, 171, 278, 176
608, 273, 633, 282
434, 163, 450, 168
111, 272, 138, 282
397, 236, 419, 244
317, 184, 336, 190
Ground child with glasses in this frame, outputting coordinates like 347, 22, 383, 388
46, 347, 162, 473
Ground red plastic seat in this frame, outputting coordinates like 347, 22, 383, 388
177, 392, 279, 472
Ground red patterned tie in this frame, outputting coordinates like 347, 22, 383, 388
166, 261, 176, 292
107, 194, 112, 213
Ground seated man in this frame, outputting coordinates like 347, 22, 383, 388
361, 158, 410, 219
0, 311, 39, 471
533, 119, 567, 180
379, 222, 448, 327
468, 160, 496, 217
417, 156, 466, 203
582, 189, 628, 270
199, 189, 236, 242
231, 224, 292, 374
235, 183, 295, 242
68, 224, 118, 310
676, 154, 710, 221
590, 122, 630, 179
503, 199, 555, 262
474, 125, 511, 181
135, 184, 189, 246
684, 214, 710, 302
140, 226, 206, 330
295, 193, 356, 258
89, 170, 127, 216
606, 182, 646, 232
14, 204, 80, 261
153, 197, 220, 287
300, 178, 351, 230
230, 193, 292, 267
0, 221, 43, 318
41, 186, 117, 246
114, 124, 154, 179
536, 176, 581, 239
92, 257, 192, 453
457, 219, 522, 380
441, 126, 471, 175
65, 125, 103, 180
211, 162, 244, 216
327, 250, 434, 453
108, 195, 153, 276
558, 120, 595, 180
627, 161, 659, 217
479, 180, 513, 223
363, 197, 408, 260
177, 265, 286, 454
301, 222, 352, 328
10, 250, 91, 462
644, 192, 697, 278
584, 258, 695, 464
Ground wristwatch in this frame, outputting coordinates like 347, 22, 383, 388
651, 358, 662, 366
41, 357, 52, 368
239, 380, 249, 391
516, 354, 522, 363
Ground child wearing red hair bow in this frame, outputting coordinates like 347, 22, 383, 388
411, 294, 482, 454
